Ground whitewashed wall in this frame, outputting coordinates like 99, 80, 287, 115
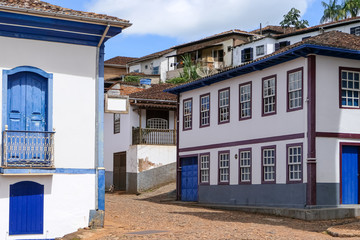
0, 36, 97, 169
233, 38, 276, 65
129, 64, 141, 73
0, 174, 95, 240
179, 57, 308, 185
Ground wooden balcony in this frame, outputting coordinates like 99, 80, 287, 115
2, 130, 55, 168
132, 127, 176, 145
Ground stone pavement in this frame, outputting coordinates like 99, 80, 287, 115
61, 182, 360, 240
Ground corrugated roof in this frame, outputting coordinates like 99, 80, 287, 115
105, 56, 138, 66
129, 83, 177, 101
0, 0, 130, 26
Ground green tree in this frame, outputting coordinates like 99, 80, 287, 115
166, 77, 188, 84
344, 0, 360, 18
124, 75, 141, 83
321, 0, 345, 23
280, 8, 309, 29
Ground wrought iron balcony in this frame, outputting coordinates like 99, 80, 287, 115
132, 127, 176, 145
2, 130, 55, 168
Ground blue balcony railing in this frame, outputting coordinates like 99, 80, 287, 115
2, 130, 55, 168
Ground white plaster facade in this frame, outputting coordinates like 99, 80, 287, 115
0, 37, 98, 239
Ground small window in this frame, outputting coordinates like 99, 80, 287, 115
239, 82, 251, 120
114, 113, 120, 134
340, 68, 360, 108
262, 146, 276, 183
200, 94, 210, 127
350, 26, 360, 36
183, 98, 192, 130
288, 68, 303, 111
275, 41, 290, 51
145, 65, 148, 70
152, 66, 159, 75
200, 153, 210, 184
218, 151, 230, 184
262, 75, 276, 116
218, 88, 230, 124
147, 118, 168, 129
287, 144, 302, 183
239, 149, 251, 184
241, 47, 253, 63
256, 45, 265, 56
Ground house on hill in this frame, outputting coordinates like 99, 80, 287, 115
104, 83, 177, 193
166, 31, 360, 208
0, 0, 130, 238
104, 56, 138, 79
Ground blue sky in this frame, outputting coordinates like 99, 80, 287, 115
46, 0, 325, 61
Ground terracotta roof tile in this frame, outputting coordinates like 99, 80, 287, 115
105, 56, 138, 65
250, 25, 297, 35
128, 48, 175, 64
0, 0, 130, 25
129, 83, 177, 101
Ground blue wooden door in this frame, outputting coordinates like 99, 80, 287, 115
9, 181, 44, 235
181, 157, 198, 201
8, 72, 47, 132
342, 146, 359, 204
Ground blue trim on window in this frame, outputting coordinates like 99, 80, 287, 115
0, 11, 123, 46
165, 44, 360, 94
2, 66, 53, 132
0, 168, 96, 174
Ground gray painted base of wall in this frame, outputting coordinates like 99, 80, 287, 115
137, 162, 176, 192
105, 162, 176, 193
199, 183, 339, 208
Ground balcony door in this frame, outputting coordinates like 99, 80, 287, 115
7, 71, 48, 132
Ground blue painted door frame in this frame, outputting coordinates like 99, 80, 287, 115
342, 145, 360, 204
181, 157, 198, 202
9, 181, 44, 235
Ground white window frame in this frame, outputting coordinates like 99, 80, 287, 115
147, 118, 168, 129
256, 45, 265, 56
288, 145, 302, 182
114, 113, 120, 134
263, 77, 276, 115
262, 148, 275, 182
219, 88, 230, 123
288, 69, 303, 110
200, 94, 210, 127
200, 154, 210, 184
239, 150, 251, 183
341, 69, 360, 108
219, 152, 230, 183
183, 99, 192, 130
239, 83, 251, 119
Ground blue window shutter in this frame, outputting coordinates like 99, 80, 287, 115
241, 49, 245, 63
350, 27, 355, 35
249, 48, 253, 61
275, 43, 280, 51
286, 41, 290, 46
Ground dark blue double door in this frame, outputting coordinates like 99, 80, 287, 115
181, 157, 198, 202
342, 146, 360, 204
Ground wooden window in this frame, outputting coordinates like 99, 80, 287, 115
239, 82, 251, 120
218, 151, 230, 184
256, 45, 265, 56
287, 144, 303, 183
200, 94, 210, 127
262, 75, 276, 116
262, 146, 276, 183
241, 47, 253, 63
200, 153, 210, 184
340, 68, 360, 108
350, 26, 360, 36
218, 88, 230, 124
183, 98, 192, 130
287, 68, 303, 111
114, 113, 120, 134
239, 149, 251, 184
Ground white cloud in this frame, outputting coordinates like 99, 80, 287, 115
87, 0, 312, 41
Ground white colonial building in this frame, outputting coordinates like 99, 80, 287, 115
0, 1, 130, 239
166, 31, 360, 208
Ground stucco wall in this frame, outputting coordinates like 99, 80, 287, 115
0, 174, 95, 239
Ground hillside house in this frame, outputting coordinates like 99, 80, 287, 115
104, 83, 177, 193
104, 56, 138, 80
233, 16, 360, 65
0, 0, 130, 238
166, 31, 360, 208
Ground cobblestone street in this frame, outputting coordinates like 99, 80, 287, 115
62, 183, 360, 240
